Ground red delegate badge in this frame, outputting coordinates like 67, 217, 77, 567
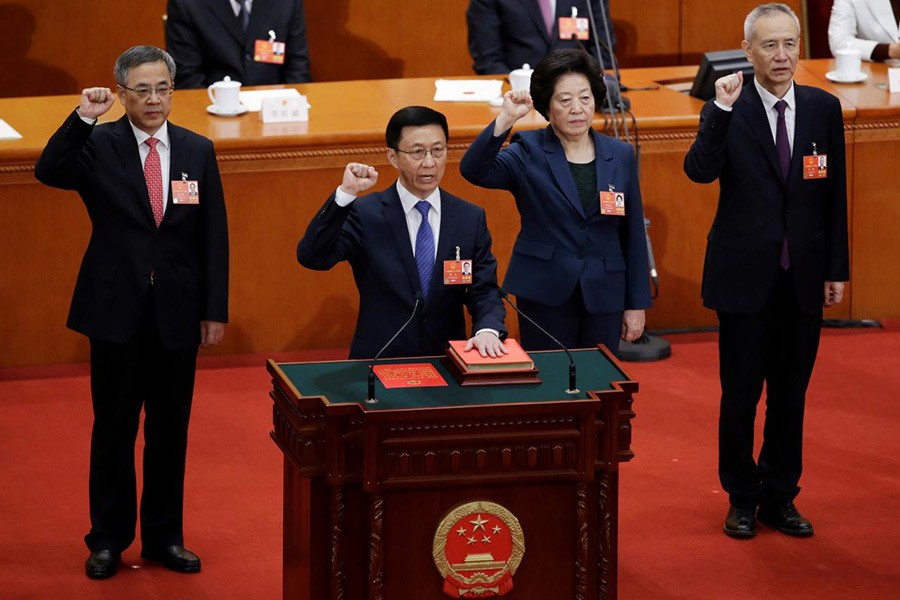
803, 154, 827, 179
172, 180, 199, 205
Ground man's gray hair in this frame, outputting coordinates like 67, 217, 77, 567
743, 3, 801, 42
114, 45, 176, 86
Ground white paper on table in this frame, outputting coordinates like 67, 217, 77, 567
888, 68, 900, 94
0, 118, 22, 141
239, 88, 303, 111
433, 79, 503, 102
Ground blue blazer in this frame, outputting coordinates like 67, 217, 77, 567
166, 0, 311, 89
466, 0, 616, 75
460, 123, 651, 314
684, 82, 850, 314
297, 185, 507, 359
35, 112, 229, 349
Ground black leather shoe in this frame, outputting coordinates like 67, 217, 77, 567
85, 549, 120, 579
723, 505, 757, 538
758, 500, 814, 537
141, 545, 201, 573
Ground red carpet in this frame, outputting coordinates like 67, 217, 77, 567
1, 329, 898, 599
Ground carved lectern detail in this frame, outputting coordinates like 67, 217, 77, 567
575, 482, 589, 600
331, 486, 345, 600
369, 493, 384, 600
598, 472, 613, 600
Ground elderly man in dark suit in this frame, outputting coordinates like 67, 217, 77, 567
166, 0, 311, 88
35, 45, 229, 578
298, 106, 507, 360
466, 0, 616, 75
684, 3, 849, 539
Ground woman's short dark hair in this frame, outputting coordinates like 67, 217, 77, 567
385, 106, 450, 149
530, 49, 607, 120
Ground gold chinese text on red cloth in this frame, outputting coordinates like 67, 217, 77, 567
432, 501, 525, 597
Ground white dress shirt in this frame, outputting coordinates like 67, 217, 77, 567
229, 0, 252, 18
128, 120, 172, 211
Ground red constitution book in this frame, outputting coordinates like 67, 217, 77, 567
372, 363, 448, 389
446, 338, 534, 372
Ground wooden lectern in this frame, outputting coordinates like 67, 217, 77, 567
268, 347, 637, 599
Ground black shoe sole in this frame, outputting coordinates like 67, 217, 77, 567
140, 553, 201, 573
757, 515, 815, 537
723, 525, 757, 538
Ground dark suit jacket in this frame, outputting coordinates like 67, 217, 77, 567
35, 112, 229, 349
166, 0, 311, 89
683, 82, 850, 315
460, 123, 651, 314
297, 185, 507, 359
466, 0, 616, 75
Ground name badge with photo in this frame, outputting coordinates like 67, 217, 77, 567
558, 17, 590, 40
803, 154, 827, 180
254, 40, 286, 64
172, 180, 200, 205
600, 191, 625, 216
444, 260, 473, 285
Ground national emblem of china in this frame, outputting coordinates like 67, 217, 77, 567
432, 501, 525, 597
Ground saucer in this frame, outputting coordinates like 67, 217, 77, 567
825, 70, 867, 84
206, 104, 249, 116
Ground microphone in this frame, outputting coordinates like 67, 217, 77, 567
366, 292, 423, 403
497, 288, 579, 395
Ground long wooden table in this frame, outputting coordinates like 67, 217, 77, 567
0, 60, 893, 367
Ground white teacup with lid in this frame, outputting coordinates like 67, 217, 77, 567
835, 46, 862, 78
207, 76, 242, 111
509, 64, 534, 92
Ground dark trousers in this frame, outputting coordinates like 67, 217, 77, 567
517, 284, 623, 354
716, 269, 822, 510
85, 297, 198, 552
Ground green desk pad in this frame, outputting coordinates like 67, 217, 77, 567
277, 349, 628, 410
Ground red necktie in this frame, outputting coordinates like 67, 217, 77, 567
144, 137, 164, 227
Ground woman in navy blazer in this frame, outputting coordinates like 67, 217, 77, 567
460, 49, 651, 354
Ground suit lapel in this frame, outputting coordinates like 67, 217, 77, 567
786, 85, 814, 196
432, 191, 459, 296
164, 123, 192, 228
528, 0, 552, 44
206, 0, 245, 47
248, 0, 275, 44
111, 116, 156, 225
382, 187, 422, 299
868, 0, 900, 40
736, 83, 785, 185
592, 129, 617, 200
543, 127, 587, 218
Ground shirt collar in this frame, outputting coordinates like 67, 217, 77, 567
396, 180, 441, 215
129, 120, 170, 150
754, 77, 795, 113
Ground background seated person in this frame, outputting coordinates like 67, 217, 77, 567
166, 0, 311, 89
828, 0, 900, 62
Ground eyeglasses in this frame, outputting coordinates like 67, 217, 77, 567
120, 83, 174, 99
394, 146, 446, 161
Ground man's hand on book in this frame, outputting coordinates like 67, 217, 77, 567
465, 331, 508, 358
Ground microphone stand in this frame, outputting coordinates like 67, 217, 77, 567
583, 0, 670, 362
499, 289, 579, 395
366, 295, 422, 403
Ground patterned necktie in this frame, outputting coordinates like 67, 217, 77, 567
774, 99, 791, 269
239, 0, 250, 32
414, 201, 435, 300
537, 0, 554, 35
144, 138, 164, 227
